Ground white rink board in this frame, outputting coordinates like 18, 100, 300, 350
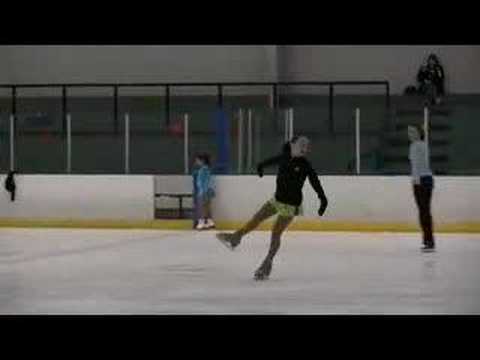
0, 175, 154, 220
0, 175, 479, 225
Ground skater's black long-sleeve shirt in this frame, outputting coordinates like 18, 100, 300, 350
257, 143, 327, 207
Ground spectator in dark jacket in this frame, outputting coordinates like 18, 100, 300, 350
417, 53, 445, 105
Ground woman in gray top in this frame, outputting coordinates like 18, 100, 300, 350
408, 125, 435, 251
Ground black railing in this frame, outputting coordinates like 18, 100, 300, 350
0, 80, 390, 134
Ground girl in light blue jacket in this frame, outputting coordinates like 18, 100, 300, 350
193, 153, 215, 230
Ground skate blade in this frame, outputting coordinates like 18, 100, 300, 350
216, 234, 235, 251
254, 275, 269, 281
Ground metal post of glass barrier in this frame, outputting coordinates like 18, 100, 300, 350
125, 113, 130, 174
184, 113, 189, 175
355, 108, 361, 175
424, 106, 430, 164
238, 108, 244, 174
67, 113, 72, 173
289, 108, 294, 139
9, 114, 14, 171
247, 109, 253, 172
284, 109, 289, 142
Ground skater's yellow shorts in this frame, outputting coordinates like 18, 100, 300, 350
268, 198, 303, 218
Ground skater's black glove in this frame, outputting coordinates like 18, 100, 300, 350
318, 196, 328, 216
257, 164, 264, 178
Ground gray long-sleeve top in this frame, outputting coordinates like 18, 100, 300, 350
408, 140, 433, 184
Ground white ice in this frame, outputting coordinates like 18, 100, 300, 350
0, 228, 479, 314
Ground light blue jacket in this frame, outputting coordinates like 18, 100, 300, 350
195, 165, 215, 197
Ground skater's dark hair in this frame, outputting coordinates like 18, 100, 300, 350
290, 135, 309, 144
195, 152, 211, 167
282, 135, 310, 155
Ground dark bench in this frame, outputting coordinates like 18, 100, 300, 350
155, 193, 193, 219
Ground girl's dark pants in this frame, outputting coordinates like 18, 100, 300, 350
413, 176, 434, 247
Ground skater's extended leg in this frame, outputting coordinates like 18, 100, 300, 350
217, 200, 277, 249
235, 201, 277, 238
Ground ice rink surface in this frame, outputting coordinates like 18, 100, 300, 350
0, 228, 479, 314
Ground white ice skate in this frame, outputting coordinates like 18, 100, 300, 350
205, 219, 216, 229
196, 220, 206, 230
